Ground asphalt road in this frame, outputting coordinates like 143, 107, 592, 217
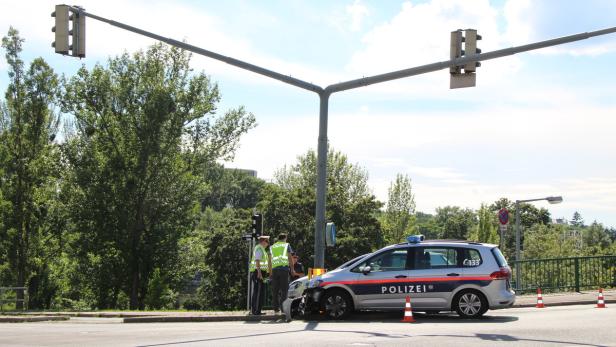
1, 305, 615, 347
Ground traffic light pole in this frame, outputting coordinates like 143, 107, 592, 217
58, 5, 616, 269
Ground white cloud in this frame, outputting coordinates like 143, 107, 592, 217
346, 0, 369, 32
335, 0, 525, 98
227, 95, 616, 226
347, 0, 503, 75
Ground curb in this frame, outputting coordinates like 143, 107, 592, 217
123, 314, 286, 323
0, 316, 70, 323
1, 312, 194, 318
513, 299, 616, 308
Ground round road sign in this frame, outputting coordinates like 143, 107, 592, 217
498, 208, 509, 225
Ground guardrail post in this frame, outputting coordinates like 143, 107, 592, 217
574, 257, 580, 292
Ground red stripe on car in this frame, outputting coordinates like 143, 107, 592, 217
320, 276, 492, 286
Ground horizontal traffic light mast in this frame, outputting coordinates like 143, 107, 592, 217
52, 4, 616, 269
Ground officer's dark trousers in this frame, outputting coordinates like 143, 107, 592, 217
271, 267, 289, 311
250, 271, 266, 314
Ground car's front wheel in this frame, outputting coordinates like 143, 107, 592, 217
323, 289, 353, 320
453, 290, 488, 318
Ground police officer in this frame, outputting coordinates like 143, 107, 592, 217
250, 235, 272, 315
270, 233, 296, 313
290, 252, 305, 281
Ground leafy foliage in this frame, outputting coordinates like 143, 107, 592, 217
195, 208, 252, 310
0, 28, 60, 308
382, 174, 416, 244
468, 204, 499, 244
433, 206, 476, 240
58, 43, 255, 309
268, 148, 383, 269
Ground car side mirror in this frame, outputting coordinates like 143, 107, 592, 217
361, 265, 371, 275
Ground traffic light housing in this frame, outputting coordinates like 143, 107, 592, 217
70, 7, 86, 57
450, 29, 481, 89
464, 29, 481, 73
449, 30, 464, 75
51, 5, 69, 54
51, 5, 86, 57
251, 213, 263, 238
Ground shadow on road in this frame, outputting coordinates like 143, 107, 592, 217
419, 334, 609, 347
135, 325, 413, 347
135, 312, 609, 347
136, 328, 608, 347
287, 311, 519, 324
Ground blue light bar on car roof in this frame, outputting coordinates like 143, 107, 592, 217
406, 234, 425, 243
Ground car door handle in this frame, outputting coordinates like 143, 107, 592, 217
395, 275, 407, 279
447, 273, 460, 277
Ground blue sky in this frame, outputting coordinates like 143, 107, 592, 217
2, 0, 616, 227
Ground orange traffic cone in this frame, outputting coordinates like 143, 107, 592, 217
597, 288, 606, 308
401, 295, 416, 323
536, 288, 545, 308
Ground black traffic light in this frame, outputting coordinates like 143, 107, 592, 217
251, 213, 263, 238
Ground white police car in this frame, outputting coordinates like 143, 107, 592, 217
286, 235, 515, 320
287, 254, 370, 301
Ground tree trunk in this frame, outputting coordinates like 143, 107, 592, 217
129, 263, 140, 310
129, 201, 146, 310
16, 261, 25, 310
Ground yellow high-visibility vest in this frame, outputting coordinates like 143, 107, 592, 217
249, 244, 270, 272
270, 241, 290, 268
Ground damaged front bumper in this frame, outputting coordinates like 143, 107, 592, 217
282, 287, 325, 322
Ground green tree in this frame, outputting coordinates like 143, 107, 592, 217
200, 166, 265, 211
268, 148, 383, 268
0, 28, 60, 308
382, 173, 416, 244
581, 222, 612, 255
523, 224, 579, 259
415, 211, 438, 239
193, 207, 252, 310
433, 206, 476, 240
60, 43, 255, 309
571, 211, 584, 227
469, 204, 499, 244
489, 198, 552, 258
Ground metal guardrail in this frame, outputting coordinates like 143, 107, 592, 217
511, 255, 616, 293
0, 287, 28, 312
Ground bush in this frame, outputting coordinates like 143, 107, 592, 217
144, 268, 178, 310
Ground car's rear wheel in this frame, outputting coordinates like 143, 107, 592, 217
323, 289, 353, 320
453, 290, 488, 318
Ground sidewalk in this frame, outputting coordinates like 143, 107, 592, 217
514, 289, 616, 308
2, 289, 614, 323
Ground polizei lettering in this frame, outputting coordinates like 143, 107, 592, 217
381, 284, 428, 294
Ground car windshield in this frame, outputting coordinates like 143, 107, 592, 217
336, 253, 370, 270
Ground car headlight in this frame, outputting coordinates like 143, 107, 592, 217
308, 279, 323, 288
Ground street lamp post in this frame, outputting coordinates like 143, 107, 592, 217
514, 196, 563, 290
